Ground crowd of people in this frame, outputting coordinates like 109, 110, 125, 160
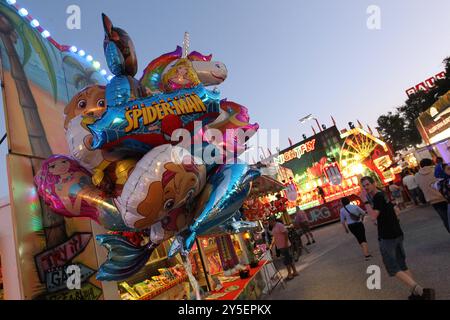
341, 156, 450, 300
256, 156, 449, 300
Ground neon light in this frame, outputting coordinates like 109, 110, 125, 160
275, 139, 316, 165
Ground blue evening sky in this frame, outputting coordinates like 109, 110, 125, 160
1, 0, 450, 197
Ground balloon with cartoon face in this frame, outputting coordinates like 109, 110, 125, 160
34, 155, 129, 231
115, 144, 207, 229
64, 85, 106, 130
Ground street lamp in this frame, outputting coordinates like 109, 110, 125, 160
299, 114, 322, 132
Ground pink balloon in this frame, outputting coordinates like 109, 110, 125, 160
34, 155, 107, 223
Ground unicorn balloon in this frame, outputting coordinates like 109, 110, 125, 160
140, 34, 228, 96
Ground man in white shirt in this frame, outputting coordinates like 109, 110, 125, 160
402, 169, 426, 205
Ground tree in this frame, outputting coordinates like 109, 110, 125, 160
376, 112, 409, 151
0, 4, 67, 249
63, 55, 99, 90
376, 56, 450, 152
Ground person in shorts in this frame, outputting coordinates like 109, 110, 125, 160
268, 216, 298, 280
361, 176, 435, 300
340, 197, 372, 260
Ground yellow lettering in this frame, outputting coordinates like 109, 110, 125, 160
183, 96, 194, 113
160, 101, 174, 117
155, 104, 164, 120
146, 106, 158, 124
186, 95, 200, 112
171, 99, 184, 115
141, 104, 149, 125
132, 109, 143, 130
190, 94, 207, 112
177, 98, 189, 115
125, 110, 134, 133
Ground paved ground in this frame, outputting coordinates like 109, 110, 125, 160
266, 204, 450, 300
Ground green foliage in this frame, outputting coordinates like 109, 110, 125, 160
62, 55, 98, 90
0, 2, 58, 100
377, 56, 450, 152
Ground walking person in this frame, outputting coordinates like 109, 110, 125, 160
268, 216, 298, 280
415, 158, 450, 233
434, 157, 447, 179
402, 169, 426, 205
340, 197, 372, 260
388, 181, 406, 211
361, 176, 435, 300
293, 206, 316, 245
434, 164, 450, 202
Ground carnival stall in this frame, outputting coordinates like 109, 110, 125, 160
269, 125, 401, 227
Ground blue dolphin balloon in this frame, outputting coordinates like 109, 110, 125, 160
168, 163, 260, 257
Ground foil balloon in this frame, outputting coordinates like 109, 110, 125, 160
65, 100, 136, 192
64, 84, 107, 172
34, 155, 129, 231
102, 13, 137, 76
140, 46, 228, 94
161, 58, 201, 93
203, 100, 259, 157
208, 100, 259, 134
115, 144, 207, 229
96, 234, 160, 281
64, 85, 107, 130
96, 154, 206, 282
102, 14, 144, 107
96, 164, 258, 281
88, 84, 221, 154
32, 13, 262, 283
96, 209, 195, 281
168, 163, 261, 256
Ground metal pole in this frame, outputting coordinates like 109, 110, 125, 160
314, 118, 322, 132
0, 133, 6, 145
195, 238, 212, 292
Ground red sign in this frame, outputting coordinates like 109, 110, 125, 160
406, 71, 446, 97
304, 194, 362, 228
35, 233, 92, 282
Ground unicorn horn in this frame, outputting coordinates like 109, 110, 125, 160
182, 32, 190, 58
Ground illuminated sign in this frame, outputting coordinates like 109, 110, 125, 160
406, 71, 446, 97
275, 139, 316, 165
416, 90, 450, 144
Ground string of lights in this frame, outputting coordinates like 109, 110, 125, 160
5, 0, 112, 81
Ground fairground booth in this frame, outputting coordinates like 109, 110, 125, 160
415, 90, 450, 163
263, 122, 401, 227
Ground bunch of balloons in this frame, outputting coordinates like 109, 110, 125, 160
34, 14, 260, 281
